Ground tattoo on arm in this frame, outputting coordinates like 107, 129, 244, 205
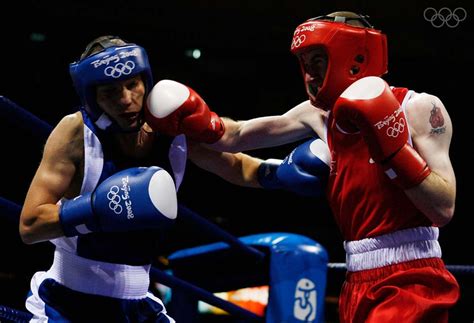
429, 102, 446, 134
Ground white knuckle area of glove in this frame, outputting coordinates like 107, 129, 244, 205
310, 139, 331, 166
147, 169, 178, 219
147, 79, 190, 118
340, 76, 385, 100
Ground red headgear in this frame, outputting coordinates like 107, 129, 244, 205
290, 15, 388, 110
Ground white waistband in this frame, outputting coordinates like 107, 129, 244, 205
47, 248, 151, 299
344, 226, 441, 272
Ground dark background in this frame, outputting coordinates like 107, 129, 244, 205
1, 0, 472, 321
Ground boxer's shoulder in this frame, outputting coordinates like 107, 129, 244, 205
405, 92, 449, 136
406, 92, 444, 113
45, 111, 84, 162
53, 112, 84, 139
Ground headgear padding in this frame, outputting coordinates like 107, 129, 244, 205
290, 15, 387, 110
69, 44, 153, 131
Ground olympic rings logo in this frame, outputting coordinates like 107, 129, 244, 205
104, 61, 136, 78
107, 185, 123, 214
423, 7, 467, 28
386, 118, 405, 138
291, 35, 306, 50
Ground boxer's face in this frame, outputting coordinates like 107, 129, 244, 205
96, 75, 145, 130
297, 47, 328, 107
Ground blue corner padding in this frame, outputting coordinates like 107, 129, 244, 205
168, 232, 328, 322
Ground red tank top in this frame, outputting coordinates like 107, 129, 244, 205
326, 87, 431, 241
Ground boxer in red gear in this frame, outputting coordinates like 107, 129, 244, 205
209, 11, 460, 322
329, 77, 457, 323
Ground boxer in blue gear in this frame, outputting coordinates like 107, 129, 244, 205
19, 35, 268, 322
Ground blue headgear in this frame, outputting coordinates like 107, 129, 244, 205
69, 43, 153, 131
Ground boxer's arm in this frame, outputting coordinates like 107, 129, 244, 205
20, 113, 83, 244
209, 100, 324, 152
188, 138, 330, 197
404, 93, 455, 227
187, 142, 262, 187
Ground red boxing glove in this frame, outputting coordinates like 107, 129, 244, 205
333, 76, 431, 189
145, 80, 225, 143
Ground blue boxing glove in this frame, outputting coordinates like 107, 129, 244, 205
257, 138, 330, 197
256, 158, 284, 190
59, 166, 177, 237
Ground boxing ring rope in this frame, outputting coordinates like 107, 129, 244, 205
0, 305, 33, 323
178, 204, 265, 261
1, 96, 474, 322
0, 96, 53, 140
150, 267, 263, 321
0, 196, 22, 224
